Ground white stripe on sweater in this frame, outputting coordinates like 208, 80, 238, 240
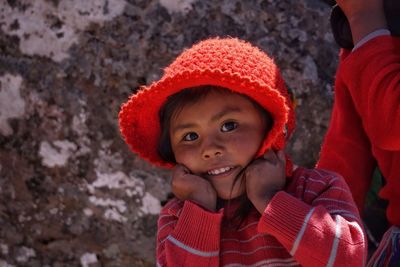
290, 207, 315, 256
166, 235, 219, 257
348, 218, 366, 267
312, 169, 327, 178
314, 198, 357, 208
328, 210, 360, 221
304, 189, 318, 196
221, 233, 265, 243
221, 245, 285, 255
158, 214, 175, 220
224, 257, 299, 267
158, 220, 176, 233
327, 216, 342, 267
329, 186, 351, 193
238, 221, 258, 232
298, 176, 327, 186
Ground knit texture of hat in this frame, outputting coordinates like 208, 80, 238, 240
119, 37, 295, 172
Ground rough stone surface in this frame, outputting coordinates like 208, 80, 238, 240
0, 0, 338, 265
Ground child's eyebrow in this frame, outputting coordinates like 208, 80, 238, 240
211, 106, 242, 122
171, 123, 197, 134
171, 106, 242, 135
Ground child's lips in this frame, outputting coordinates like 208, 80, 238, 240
205, 166, 237, 178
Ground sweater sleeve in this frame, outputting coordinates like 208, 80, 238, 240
156, 198, 223, 267
339, 35, 400, 150
317, 68, 376, 211
257, 168, 367, 267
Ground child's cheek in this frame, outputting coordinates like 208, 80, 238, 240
173, 145, 199, 173
233, 127, 264, 155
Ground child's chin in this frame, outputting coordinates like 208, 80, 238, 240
216, 189, 246, 200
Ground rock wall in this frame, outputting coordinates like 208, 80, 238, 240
0, 0, 338, 266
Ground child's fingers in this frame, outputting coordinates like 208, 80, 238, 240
171, 164, 209, 197
276, 150, 286, 164
172, 163, 190, 177
260, 149, 286, 170
171, 165, 196, 196
262, 149, 278, 165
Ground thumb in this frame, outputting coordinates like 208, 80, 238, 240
263, 149, 278, 165
276, 150, 286, 164
173, 164, 191, 175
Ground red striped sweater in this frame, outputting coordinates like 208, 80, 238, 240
156, 167, 366, 266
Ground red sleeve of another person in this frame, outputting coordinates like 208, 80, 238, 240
318, 49, 376, 212
340, 35, 400, 150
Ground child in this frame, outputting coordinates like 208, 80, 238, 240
317, 0, 400, 265
119, 38, 366, 266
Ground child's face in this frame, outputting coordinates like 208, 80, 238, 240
169, 91, 268, 200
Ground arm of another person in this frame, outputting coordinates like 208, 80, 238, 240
340, 35, 400, 150
317, 71, 376, 212
156, 198, 222, 267
337, 0, 400, 150
257, 168, 367, 267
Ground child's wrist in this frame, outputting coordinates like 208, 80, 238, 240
253, 200, 268, 214
191, 197, 216, 212
252, 194, 274, 214
203, 202, 216, 212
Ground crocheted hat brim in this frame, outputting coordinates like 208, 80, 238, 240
119, 69, 289, 168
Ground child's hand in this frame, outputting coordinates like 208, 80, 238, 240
336, 0, 386, 44
244, 150, 286, 214
171, 164, 217, 212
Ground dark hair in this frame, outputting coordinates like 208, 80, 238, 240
158, 85, 272, 225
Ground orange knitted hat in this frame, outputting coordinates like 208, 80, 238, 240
119, 37, 295, 171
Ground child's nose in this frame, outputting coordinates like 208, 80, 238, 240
201, 137, 223, 160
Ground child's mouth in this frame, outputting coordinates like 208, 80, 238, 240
207, 166, 235, 176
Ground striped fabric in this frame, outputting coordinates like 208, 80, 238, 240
156, 167, 367, 266
368, 226, 400, 267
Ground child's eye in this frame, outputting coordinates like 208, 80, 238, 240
183, 132, 198, 141
221, 121, 237, 132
